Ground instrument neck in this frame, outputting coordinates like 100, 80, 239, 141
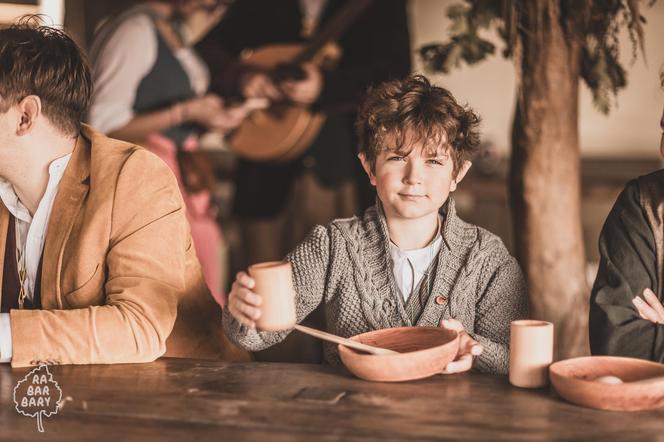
292, 0, 373, 64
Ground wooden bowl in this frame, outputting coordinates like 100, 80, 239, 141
338, 326, 459, 382
549, 356, 664, 411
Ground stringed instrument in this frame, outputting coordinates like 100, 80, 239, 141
227, 0, 373, 162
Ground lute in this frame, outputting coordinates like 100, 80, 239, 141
227, 0, 373, 162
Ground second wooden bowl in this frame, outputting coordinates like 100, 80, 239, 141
338, 326, 459, 382
549, 356, 664, 411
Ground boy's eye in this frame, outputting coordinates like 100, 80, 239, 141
387, 156, 404, 161
427, 159, 444, 165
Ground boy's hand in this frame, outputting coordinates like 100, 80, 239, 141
227, 272, 262, 328
439, 319, 483, 374
633, 288, 664, 324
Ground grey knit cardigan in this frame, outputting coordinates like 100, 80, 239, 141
223, 197, 528, 374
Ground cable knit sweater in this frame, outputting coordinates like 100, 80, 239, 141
223, 197, 528, 374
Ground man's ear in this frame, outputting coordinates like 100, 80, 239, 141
358, 152, 376, 186
450, 160, 472, 192
16, 95, 42, 136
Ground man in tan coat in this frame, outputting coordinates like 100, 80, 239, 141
0, 19, 246, 367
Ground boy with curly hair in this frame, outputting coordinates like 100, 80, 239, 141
224, 75, 527, 374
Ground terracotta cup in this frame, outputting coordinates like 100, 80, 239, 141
248, 261, 296, 331
509, 320, 554, 388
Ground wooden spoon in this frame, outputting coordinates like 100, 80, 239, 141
294, 324, 397, 356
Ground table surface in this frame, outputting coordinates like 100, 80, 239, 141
1, 358, 662, 441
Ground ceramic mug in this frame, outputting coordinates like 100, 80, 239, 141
509, 320, 554, 388
248, 261, 296, 331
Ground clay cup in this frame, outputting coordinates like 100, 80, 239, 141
509, 320, 554, 388
248, 261, 296, 331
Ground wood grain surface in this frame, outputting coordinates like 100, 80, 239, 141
1, 358, 662, 441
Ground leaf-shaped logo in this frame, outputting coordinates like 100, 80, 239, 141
13, 365, 63, 432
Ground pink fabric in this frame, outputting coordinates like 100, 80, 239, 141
144, 133, 225, 306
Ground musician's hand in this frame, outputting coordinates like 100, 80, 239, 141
280, 63, 322, 105
182, 94, 248, 132
241, 71, 282, 101
211, 104, 250, 133
633, 288, 664, 324
182, 94, 224, 127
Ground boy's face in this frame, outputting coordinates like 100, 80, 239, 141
360, 141, 471, 222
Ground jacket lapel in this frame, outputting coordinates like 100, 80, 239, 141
0, 203, 8, 307
41, 132, 90, 309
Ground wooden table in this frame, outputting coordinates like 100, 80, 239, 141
1, 359, 662, 441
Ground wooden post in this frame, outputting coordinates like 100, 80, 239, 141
509, 0, 590, 359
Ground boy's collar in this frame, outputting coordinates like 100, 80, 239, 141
375, 197, 460, 252
439, 197, 457, 251
387, 213, 442, 251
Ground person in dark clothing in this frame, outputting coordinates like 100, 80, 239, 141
589, 102, 664, 362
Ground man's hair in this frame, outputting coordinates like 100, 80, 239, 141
356, 75, 481, 177
0, 16, 91, 136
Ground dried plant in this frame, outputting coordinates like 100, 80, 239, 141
419, 0, 655, 113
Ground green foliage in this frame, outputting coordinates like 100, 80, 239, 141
419, 0, 654, 114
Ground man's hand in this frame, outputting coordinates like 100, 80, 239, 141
439, 319, 483, 374
211, 103, 251, 133
241, 71, 282, 101
227, 272, 262, 328
180, 94, 250, 133
633, 288, 664, 324
279, 63, 322, 105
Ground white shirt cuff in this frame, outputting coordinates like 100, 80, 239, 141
0, 313, 12, 363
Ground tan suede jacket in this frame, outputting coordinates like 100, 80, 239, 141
0, 125, 247, 367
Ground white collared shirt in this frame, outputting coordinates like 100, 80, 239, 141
0, 153, 72, 363
389, 222, 443, 303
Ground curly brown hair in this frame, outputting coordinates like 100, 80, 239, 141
356, 74, 480, 178
0, 16, 91, 136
